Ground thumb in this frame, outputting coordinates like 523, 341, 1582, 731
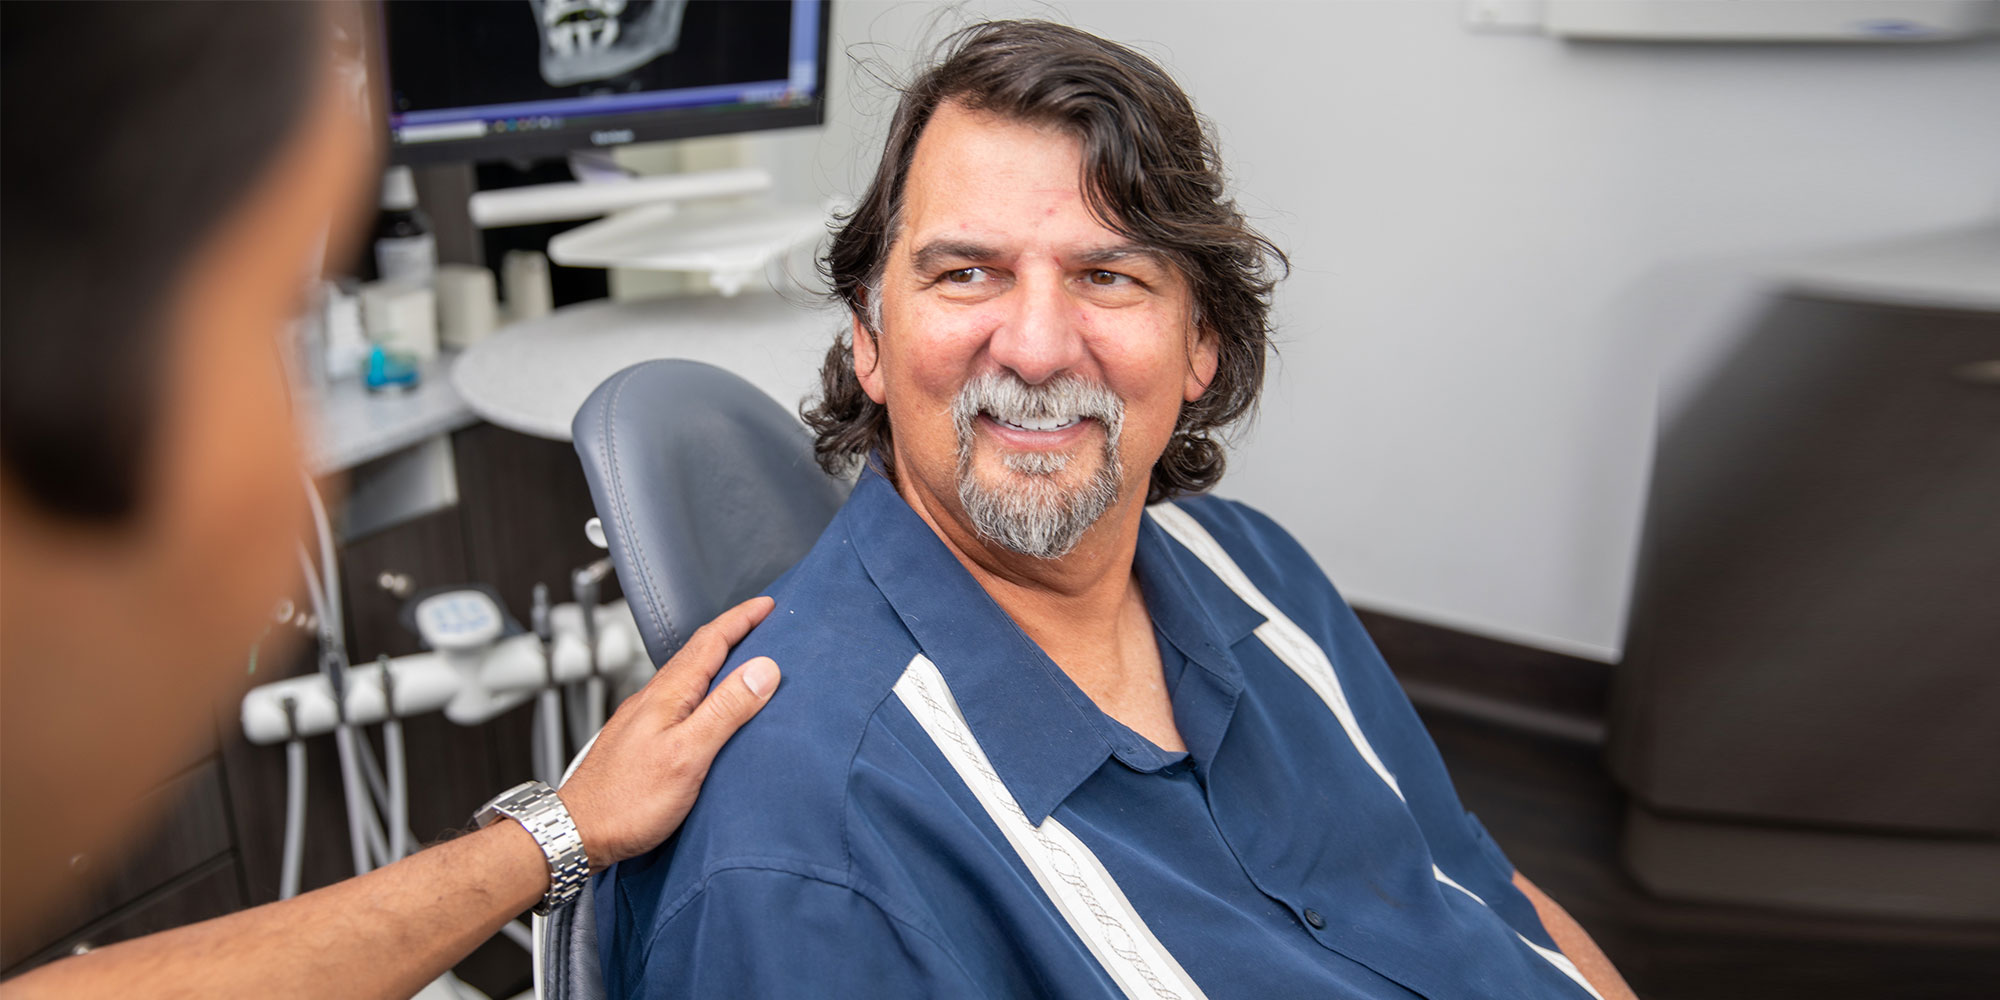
678, 656, 780, 752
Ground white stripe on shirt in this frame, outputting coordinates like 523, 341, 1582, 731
1145, 503, 1405, 799
892, 654, 1210, 1000
1146, 502, 1602, 999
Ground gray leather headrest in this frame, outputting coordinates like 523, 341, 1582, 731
572, 359, 850, 669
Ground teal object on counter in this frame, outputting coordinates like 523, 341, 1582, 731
364, 344, 420, 392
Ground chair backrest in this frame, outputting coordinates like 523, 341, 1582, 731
571, 359, 851, 670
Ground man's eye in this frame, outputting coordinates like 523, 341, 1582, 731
1086, 270, 1131, 286
942, 267, 986, 284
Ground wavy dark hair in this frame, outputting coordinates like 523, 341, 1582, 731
805, 20, 1287, 503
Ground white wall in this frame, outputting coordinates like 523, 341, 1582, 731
746, 0, 2000, 660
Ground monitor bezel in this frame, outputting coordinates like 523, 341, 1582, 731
381, 0, 831, 166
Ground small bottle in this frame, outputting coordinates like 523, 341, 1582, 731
373, 165, 437, 288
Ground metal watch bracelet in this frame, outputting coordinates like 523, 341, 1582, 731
476, 779, 589, 915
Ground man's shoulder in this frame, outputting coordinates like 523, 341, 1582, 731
610, 516, 922, 914
734, 512, 918, 680
710, 513, 921, 794
1151, 491, 1378, 653
1159, 493, 1330, 590
1164, 491, 1294, 542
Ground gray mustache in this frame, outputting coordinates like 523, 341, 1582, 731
950, 372, 1126, 444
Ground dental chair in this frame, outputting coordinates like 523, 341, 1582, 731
537, 359, 851, 1000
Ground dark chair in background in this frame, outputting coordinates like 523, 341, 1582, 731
1610, 295, 2000, 923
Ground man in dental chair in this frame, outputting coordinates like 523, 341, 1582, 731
598, 20, 1634, 1000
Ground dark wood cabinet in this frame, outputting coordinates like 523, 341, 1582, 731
2, 763, 238, 970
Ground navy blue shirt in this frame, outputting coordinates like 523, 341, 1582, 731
598, 471, 1597, 999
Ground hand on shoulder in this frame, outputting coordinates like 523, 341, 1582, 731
558, 596, 782, 870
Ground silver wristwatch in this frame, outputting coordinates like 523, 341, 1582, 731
476, 779, 590, 915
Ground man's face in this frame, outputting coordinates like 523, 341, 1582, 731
855, 101, 1218, 559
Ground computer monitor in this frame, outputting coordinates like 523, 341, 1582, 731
381, 0, 829, 165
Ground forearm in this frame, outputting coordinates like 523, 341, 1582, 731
2, 598, 780, 1000
1512, 871, 1636, 1000
4, 821, 546, 1000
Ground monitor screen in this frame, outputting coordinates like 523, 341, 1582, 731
381, 0, 828, 164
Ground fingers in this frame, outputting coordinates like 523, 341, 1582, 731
559, 600, 779, 870
675, 657, 781, 755
678, 595, 776, 665
645, 596, 776, 714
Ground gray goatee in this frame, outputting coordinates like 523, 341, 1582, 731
950, 372, 1125, 559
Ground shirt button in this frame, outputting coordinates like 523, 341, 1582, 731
1303, 908, 1326, 930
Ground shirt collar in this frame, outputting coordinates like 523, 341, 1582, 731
845, 468, 1265, 823
1132, 509, 1265, 778
1133, 509, 1266, 686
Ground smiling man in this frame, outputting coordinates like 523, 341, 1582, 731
598, 20, 1633, 1000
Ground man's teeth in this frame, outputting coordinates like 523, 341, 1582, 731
992, 414, 1082, 433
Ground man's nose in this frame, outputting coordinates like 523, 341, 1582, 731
986, 270, 1086, 385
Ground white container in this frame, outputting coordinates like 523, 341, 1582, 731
435, 263, 500, 349
502, 250, 554, 323
359, 280, 440, 360
321, 281, 370, 381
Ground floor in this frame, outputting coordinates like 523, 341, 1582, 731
1418, 706, 2000, 1000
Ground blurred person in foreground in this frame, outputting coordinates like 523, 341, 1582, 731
0, 3, 780, 996
598, 21, 1635, 1000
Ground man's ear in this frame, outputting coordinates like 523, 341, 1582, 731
852, 314, 888, 405
1184, 323, 1221, 403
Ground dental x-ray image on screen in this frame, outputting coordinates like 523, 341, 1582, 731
381, 0, 825, 163
529, 0, 688, 88
387, 1, 789, 106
